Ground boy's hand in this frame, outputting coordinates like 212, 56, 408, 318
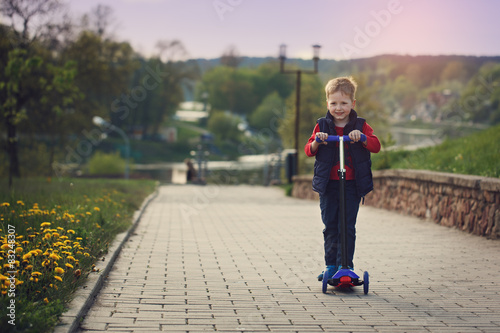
349, 130, 366, 143
310, 132, 328, 154
315, 132, 329, 145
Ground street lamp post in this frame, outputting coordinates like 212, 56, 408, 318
92, 116, 130, 180
279, 44, 321, 181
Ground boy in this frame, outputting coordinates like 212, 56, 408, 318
304, 76, 380, 281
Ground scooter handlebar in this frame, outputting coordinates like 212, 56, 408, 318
315, 134, 367, 143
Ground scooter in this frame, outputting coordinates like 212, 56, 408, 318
315, 134, 369, 295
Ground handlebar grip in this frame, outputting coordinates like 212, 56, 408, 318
315, 134, 367, 142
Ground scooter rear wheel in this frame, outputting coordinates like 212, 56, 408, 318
363, 271, 369, 294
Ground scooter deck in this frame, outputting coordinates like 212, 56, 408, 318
328, 268, 364, 288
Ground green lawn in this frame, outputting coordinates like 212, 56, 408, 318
372, 123, 500, 178
0, 178, 156, 332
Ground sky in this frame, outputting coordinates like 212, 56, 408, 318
62, 0, 500, 60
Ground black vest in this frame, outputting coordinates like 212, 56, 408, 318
312, 110, 374, 198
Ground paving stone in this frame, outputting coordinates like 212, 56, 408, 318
76, 185, 500, 332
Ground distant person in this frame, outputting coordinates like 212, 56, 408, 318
304, 76, 381, 282
184, 159, 197, 183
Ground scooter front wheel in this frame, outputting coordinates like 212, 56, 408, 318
322, 271, 329, 293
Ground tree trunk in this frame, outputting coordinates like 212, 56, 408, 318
6, 117, 20, 187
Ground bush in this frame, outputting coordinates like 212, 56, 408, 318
88, 151, 126, 175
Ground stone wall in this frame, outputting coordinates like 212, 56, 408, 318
292, 170, 500, 239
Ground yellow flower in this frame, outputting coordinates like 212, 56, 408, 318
16, 201, 24, 206
65, 263, 74, 269
1, 202, 10, 207
44, 298, 49, 304
1, 244, 10, 250
52, 232, 60, 238
22, 253, 31, 260
85, 212, 91, 216
49, 253, 60, 260
31, 272, 42, 277
67, 230, 75, 234
94, 207, 100, 212
67, 256, 76, 262
84, 253, 90, 257
40, 222, 51, 227
25, 265, 33, 270
54, 276, 62, 282
54, 267, 65, 274
16, 247, 24, 253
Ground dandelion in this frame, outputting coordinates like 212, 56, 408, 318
16, 201, 24, 206
16, 247, 24, 253
1, 202, 10, 207
94, 207, 100, 212
1, 244, 11, 250
65, 263, 74, 269
31, 272, 42, 277
44, 298, 49, 304
22, 253, 31, 260
49, 253, 60, 260
54, 276, 62, 282
67, 230, 75, 234
40, 222, 51, 227
54, 267, 65, 274
85, 212, 91, 216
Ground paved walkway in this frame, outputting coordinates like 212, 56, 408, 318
77, 185, 500, 332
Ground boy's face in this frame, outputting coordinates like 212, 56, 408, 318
327, 91, 355, 125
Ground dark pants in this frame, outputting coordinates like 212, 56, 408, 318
319, 180, 361, 268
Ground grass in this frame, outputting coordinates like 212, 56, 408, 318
372, 123, 500, 178
0, 178, 156, 332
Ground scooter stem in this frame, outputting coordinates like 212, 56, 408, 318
338, 136, 349, 269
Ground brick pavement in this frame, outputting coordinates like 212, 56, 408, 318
76, 185, 500, 332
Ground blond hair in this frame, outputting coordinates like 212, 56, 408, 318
325, 76, 357, 101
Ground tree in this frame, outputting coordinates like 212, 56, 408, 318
62, 31, 139, 129
24, 57, 82, 176
0, 0, 67, 184
0, 48, 42, 185
248, 91, 285, 130
460, 63, 500, 124
220, 45, 242, 68
0, 0, 64, 46
207, 111, 241, 143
